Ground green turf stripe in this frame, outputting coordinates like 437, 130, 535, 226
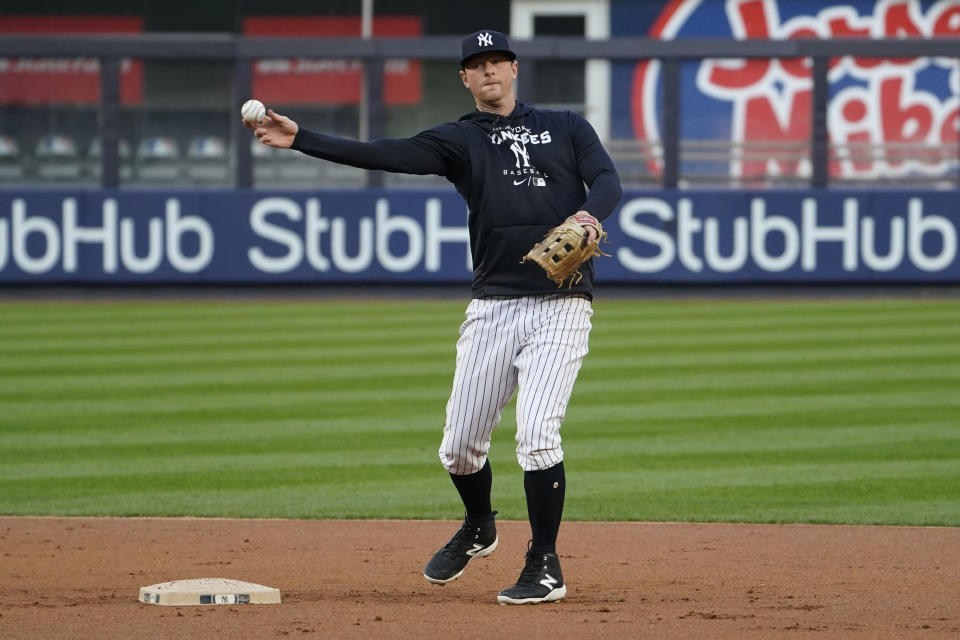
0, 415, 441, 450
0, 324, 458, 355
569, 389, 960, 418
2, 303, 954, 338
593, 298, 954, 316
4, 313, 957, 355
1, 329, 956, 378
586, 341, 960, 368
593, 313, 960, 338
741, 500, 960, 526
3, 464, 956, 523
579, 362, 960, 391
6, 456, 952, 500
592, 324, 960, 348
0, 342, 454, 375
4, 358, 956, 400
572, 422, 958, 455
574, 462, 959, 496
0, 299, 467, 324
0, 445, 440, 480
0, 314, 463, 341
0, 478, 468, 520
2, 402, 942, 450
3, 421, 954, 477
2, 383, 954, 423
2, 341, 956, 382
0, 362, 451, 397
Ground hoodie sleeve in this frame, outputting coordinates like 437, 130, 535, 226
290, 122, 467, 179
568, 112, 623, 221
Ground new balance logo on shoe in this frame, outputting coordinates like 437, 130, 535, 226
539, 573, 558, 590
423, 514, 499, 585
497, 546, 566, 605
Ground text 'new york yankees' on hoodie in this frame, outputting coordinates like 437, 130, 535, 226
291, 101, 623, 298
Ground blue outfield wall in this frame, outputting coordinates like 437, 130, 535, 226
0, 188, 957, 284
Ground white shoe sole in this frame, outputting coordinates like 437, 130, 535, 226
497, 584, 566, 605
423, 536, 499, 584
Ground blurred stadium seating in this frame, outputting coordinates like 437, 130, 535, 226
252, 136, 366, 188
0, 135, 23, 181
134, 136, 181, 184
185, 135, 230, 185
251, 137, 279, 184
87, 137, 133, 182
34, 134, 83, 182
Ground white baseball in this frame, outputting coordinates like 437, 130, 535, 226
241, 99, 265, 124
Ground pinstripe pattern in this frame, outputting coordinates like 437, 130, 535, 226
439, 295, 593, 474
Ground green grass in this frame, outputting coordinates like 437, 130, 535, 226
1, 296, 958, 525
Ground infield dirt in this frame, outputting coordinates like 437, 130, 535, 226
1, 517, 957, 639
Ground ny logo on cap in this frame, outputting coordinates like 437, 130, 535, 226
478, 32, 493, 46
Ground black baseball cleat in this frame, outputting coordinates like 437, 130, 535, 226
497, 544, 566, 605
423, 512, 498, 584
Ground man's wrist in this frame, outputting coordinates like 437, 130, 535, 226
569, 211, 599, 229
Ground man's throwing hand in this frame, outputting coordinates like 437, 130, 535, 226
245, 109, 299, 149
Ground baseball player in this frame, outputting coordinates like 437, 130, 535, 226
246, 29, 622, 605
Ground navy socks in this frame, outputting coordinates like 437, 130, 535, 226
524, 461, 565, 555
450, 459, 494, 524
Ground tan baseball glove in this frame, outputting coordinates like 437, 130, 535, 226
521, 212, 610, 288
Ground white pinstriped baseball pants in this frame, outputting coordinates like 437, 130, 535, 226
439, 294, 593, 474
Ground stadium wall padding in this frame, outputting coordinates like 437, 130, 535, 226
0, 188, 957, 284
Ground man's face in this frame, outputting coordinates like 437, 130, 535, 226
460, 53, 518, 104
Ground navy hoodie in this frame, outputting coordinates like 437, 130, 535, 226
291, 101, 622, 298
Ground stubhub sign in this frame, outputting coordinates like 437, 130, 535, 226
610, 191, 958, 281
0, 190, 472, 283
0, 189, 956, 283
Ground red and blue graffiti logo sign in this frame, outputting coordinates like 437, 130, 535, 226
631, 0, 960, 179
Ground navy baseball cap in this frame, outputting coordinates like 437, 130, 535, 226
460, 29, 517, 67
